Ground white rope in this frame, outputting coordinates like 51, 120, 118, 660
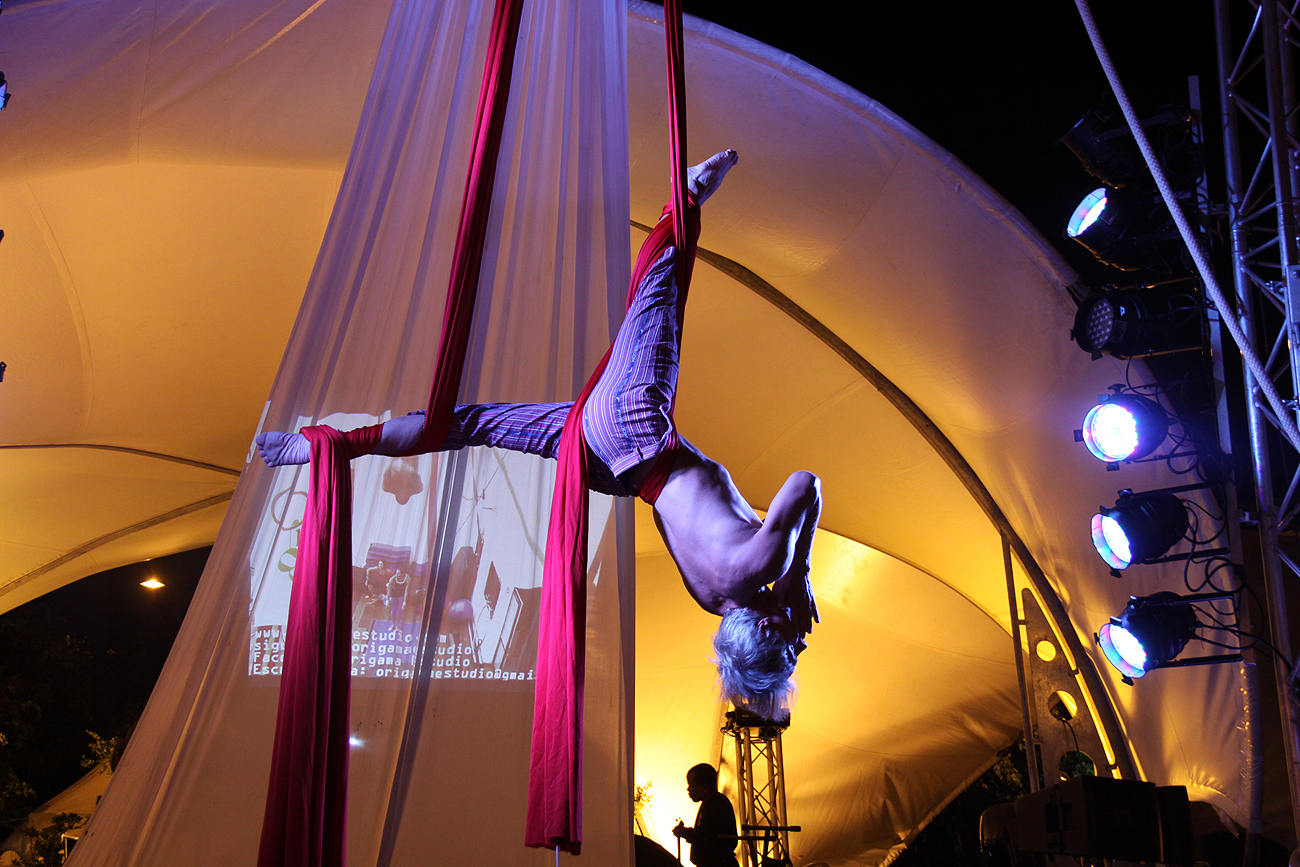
1073, 0, 1300, 454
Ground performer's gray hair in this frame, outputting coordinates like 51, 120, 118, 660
712, 608, 796, 720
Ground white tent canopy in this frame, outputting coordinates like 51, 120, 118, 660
0, 0, 1252, 864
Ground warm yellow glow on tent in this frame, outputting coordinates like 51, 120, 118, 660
1053, 690, 1079, 718
635, 505, 1020, 858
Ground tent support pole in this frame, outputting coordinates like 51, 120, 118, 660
1004, 534, 1040, 791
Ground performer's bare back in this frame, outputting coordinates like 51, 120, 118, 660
642, 440, 820, 639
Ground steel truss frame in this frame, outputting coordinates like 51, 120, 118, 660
1214, 0, 1300, 845
724, 713, 795, 867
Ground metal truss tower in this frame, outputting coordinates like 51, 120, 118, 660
723, 709, 798, 867
1214, 0, 1300, 844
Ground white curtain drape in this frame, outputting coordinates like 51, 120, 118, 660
68, 0, 634, 862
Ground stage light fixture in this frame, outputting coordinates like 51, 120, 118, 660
1090, 490, 1187, 570
1060, 99, 1202, 274
1071, 284, 1204, 361
0, 72, 9, 111
1061, 100, 1203, 191
1060, 102, 1146, 190
1071, 289, 1155, 359
1067, 188, 1108, 238
1096, 592, 1204, 679
1064, 185, 1171, 271
1080, 394, 1170, 462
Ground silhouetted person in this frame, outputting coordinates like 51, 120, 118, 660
386, 566, 410, 621
673, 763, 738, 867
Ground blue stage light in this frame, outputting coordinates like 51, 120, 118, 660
1068, 188, 1108, 238
1090, 491, 1187, 570
1097, 622, 1147, 678
1091, 513, 1132, 569
1081, 394, 1170, 462
1083, 402, 1137, 461
1064, 186, 1169, 271
1097, 592, 1200, 680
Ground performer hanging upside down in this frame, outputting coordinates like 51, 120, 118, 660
256, 149, 820, 719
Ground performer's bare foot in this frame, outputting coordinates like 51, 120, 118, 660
686, 149, 738, 204
255, 431, 309, 466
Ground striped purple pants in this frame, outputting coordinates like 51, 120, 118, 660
443, 246, 680, 497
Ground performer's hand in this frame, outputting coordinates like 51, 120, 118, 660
774, 566, 818, 638
672, 821, 687, 838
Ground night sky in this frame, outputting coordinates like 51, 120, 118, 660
4, 0, 1233, 823
683, 0, 1227, 287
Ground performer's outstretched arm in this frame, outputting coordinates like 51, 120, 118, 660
771, 475, 821, 638
255, 413, 426, 467
727, 470, 822, 636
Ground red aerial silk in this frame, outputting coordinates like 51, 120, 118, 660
524, 0, 693, 852
524, 195, 699, 853
256, 425, 381, 867
258, 0, 691, 858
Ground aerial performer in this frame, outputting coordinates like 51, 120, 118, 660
256, 149, 820, 719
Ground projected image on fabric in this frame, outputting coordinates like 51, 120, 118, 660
247, 412, 605, 685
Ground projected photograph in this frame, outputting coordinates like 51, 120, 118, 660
246, 412, 590, 688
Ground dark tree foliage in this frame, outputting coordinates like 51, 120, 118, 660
16, 812, 85, 866
0, 547, 208, 837
0, 605, 96, 833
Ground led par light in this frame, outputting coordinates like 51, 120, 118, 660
1090, 490, 1187, 570
1080, 394, 1170, 462
1097, 592, 1199, 679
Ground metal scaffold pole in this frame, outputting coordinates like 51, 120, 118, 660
1214, 0, 1300, 845
724, 709, 800, 867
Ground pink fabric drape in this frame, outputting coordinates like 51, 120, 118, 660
255, 0, 525, 865
524, 195, 698, 853
416, 0, 526, 449
256, 424, 381, 867
525, 0, 693, 851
